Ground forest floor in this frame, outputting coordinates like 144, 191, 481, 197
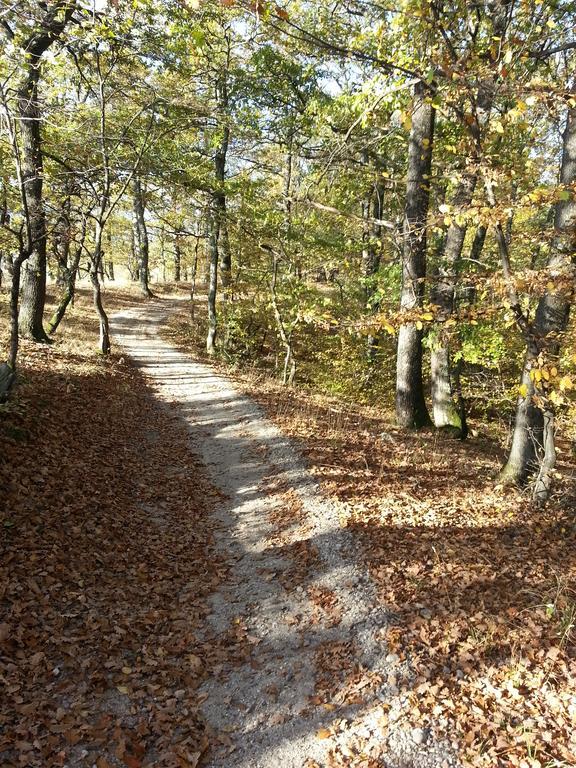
1, 286, 576, 768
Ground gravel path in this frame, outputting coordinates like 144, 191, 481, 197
111, 300, 458, 768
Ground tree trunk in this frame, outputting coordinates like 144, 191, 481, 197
48, 223, 85, 334
14, 1, 76, 340
470, 224, 487, 263
0, 184, 7, 291
0, 253, 14, 290
219, 217, 232, 289
17, 63, 50, 342
396, 81, 435, 428
190, 236, 199, 320
500, 98, 576, 496
54, 196, 71, 287
269, 249, 296, 385
206, 204, 219, 355
215, 70, 230, 287
1, 241, 32, 397
132, 176, 152, 298
128, 237, 139, 281
430, 172, 477, 436
90, 223, 111, 355
205, 66, 230, 349
48, 262, 78, 335
8, 256, 23, 372
105, 227, 114, 281
362, 180, 385, 359
499, 363, 544, 486
174, 236, 182, 282
203, 213, 211, 285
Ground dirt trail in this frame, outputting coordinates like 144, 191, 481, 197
111, 300, 458, 768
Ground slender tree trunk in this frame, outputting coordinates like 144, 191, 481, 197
219, 217, 232, 289
190, 236, 199, 320
203, 212, 211, 285
90, 222, 111, 355
161, 228, 166, 283
17, 63, 50, 342
269, 250, 296, 385
362, 179, 384, 358
499, 355, 544, 486
1, 245, 31, 396
8, 255, 23, 371
54, 196, 71, 287
106, 227, 114, 281
206, 65, 230, 350
215, 69, 230, 289
0, 253, 14, 289
128, 237, 139, 281
48, 222, 85, 334
470, 224, 487, 263
396, 81, 435, 428
48, 261, 78, 335
430, 172, 477, 436
0, 185, 7, 291
206, 204, 219, 355
132, 176, 152, 298
174, 236, 181, 282
283, 135, 293, 239
48, 252, 80, 334
532, 408, 556, 502
500, 99, 576, 496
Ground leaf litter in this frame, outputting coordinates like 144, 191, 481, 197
233, 381, 576, 768
3, 290, 576, 768
0, 298, 227, 767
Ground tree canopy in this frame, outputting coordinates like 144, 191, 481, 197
1, 0, 576, 490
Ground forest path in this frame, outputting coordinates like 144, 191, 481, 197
111, 299, 456, 768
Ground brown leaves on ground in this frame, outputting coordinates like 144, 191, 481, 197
240, 381, 576, 768
0, 292, 226, 767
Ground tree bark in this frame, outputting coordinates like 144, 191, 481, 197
0, 253, 13, 289
215, 69, 230, 289
128, 237, 139, 281
190, 235, 200, 320
396, 81, 435, 428
48, 221, 85, 334
500, 98, 576, 495
203, 213, 211, 285
268, 247, 296, 385
54, 195, 71, 287
13, 1, 77, 341
90, 222, 111, 355
362, 183, 384, 304
205, 65, 230, 350
132, 176, 152, 297
219, 217, 231, 289
174, 236, 182, 282
17, 62, 50, 341
362, 180, 385, 358
206, 204, 219, 355
430, 172, 477, 436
